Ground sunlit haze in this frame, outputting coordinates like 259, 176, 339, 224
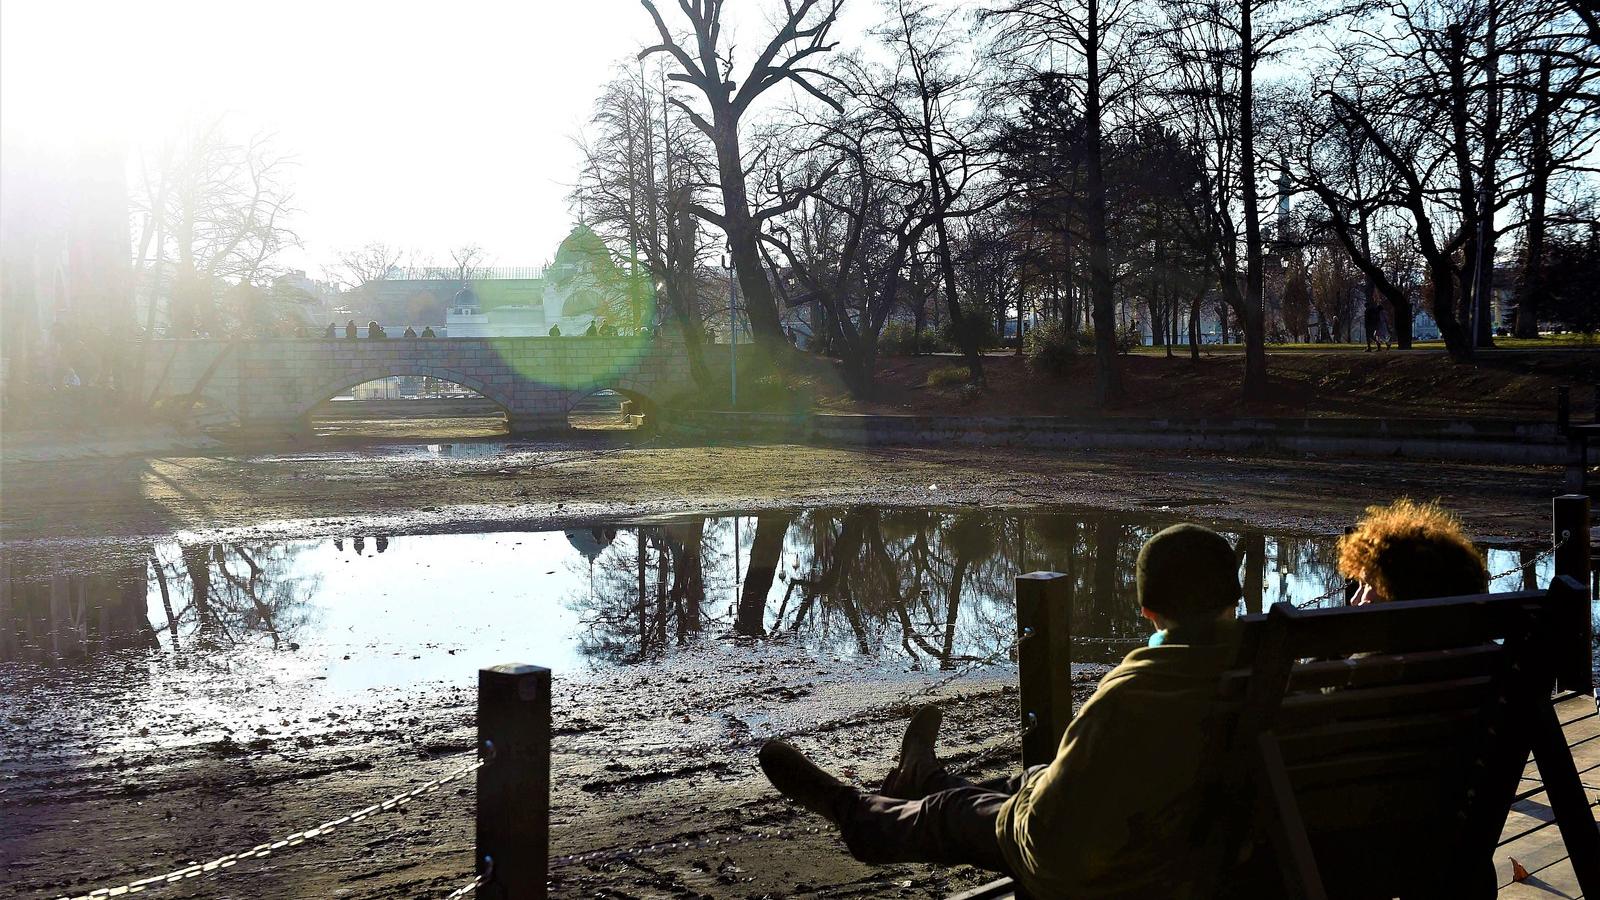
1, 0, 666, 270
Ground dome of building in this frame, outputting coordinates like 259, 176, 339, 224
553, 224, 610, 269
564, 527, 616, 561
452, 283, 479, 309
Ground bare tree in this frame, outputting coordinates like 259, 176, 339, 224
324, 242, 408, 291
638, 0, 848, 356
134, 119, 299, 336
1150, 0, 1360, 394
869, 0, 1005, 386
575, 62, 718, 386
984, 0, 1147, 401
760, 89, 932, 394
448, 244, 489, 282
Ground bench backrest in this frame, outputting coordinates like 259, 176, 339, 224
1197, 577, 1586, 899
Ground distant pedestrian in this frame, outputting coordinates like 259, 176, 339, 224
345, 320, 358, 340
1364, 300, 1382, 352
421, 326, 437, 338
585, 320, 598, 337
324, 322, 337, 339
367, 321, 384, 339
403, 326, 418, 338
549, 324, 562, 337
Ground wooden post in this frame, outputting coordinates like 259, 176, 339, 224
1552, 496, 1593, 695
478, 664, 551, 899
1017, 572, 1072, 767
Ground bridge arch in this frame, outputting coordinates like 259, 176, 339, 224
563, 378, 661, 431
292, 365, 516, 423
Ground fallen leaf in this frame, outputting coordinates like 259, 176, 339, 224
1511, 858, 1530, 882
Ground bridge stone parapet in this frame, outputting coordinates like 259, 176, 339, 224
138, 335, 708, 436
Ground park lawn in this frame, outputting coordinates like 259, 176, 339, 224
779, 346, 1600, 422
1123, 333, 1597, 354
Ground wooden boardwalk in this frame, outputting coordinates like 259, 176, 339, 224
1498, 691, 1600, 898
953, 692, 1600, 900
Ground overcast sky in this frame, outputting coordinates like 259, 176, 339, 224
0, 0, 722, 277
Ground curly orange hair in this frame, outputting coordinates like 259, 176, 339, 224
1337, 499, 1488, 603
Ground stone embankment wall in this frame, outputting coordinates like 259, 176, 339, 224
138, 337, 712, 435
667, 410, 1581, 466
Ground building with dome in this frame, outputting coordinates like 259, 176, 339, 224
445, 224, 642, 337
338, 224, 649, 337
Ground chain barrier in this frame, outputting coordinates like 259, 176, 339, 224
1294, 533, 1568, 609
438, 859, 492, 900
56, 748, 491, 900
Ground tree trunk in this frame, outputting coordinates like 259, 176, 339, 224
1516, 57, 1552, 339
1241, 533, 1265, 616
1238, 0, 1268, 399
1189, 292, 1202, 360
1084, 0, 1120, 405
710, 113, 786, 356
1473, 4, 1500, 349
735, 512, 792, 637
933, 210, 985, 383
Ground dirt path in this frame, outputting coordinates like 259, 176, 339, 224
0, 438, 1571, 899
0, 436, 1566, 547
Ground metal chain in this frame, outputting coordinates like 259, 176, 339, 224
56, 750, 490, 900
1296, 532, 1569, 609
438, 859, 492, 900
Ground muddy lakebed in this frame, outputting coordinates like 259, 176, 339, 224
0, 439, 1583, 899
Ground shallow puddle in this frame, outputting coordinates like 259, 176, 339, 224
0, 507, 1579, 756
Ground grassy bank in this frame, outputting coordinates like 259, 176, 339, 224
703, 347, 1597, 422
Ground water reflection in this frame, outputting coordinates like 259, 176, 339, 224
0, 508, 1574, 678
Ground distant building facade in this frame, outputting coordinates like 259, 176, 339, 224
337, 224, 640, 337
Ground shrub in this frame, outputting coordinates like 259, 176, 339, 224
920, 329, 956, 353
925, 364, 970, 389
878, 322, 919, 356
1023, 320, 1089, 377
1116, 324, 1142, 353
936, 307, 999, 352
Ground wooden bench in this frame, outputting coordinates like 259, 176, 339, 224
953, 577, 1600, 899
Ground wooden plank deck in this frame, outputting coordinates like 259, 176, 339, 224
1497, 692, 1600, 899
951, 692, 1600, 900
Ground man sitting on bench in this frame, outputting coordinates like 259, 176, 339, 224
759, 523, 1245, 899
1341, 499, 1489, 605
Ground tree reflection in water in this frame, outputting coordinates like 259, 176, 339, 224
2, 511, 1370, 670
560, 508, 1356, 670
2, 541, 320, 662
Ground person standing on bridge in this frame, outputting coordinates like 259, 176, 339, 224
403, 326, 418, 338
324, 322, 337, 339
367, 321, 385, 339
345, 320, 358, 340
421, 326, 436, 338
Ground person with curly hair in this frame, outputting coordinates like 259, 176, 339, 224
1339, 499, 1489, 605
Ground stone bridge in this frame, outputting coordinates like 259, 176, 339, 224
138, 335, 718, 435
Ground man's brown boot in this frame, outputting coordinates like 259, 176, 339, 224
880, 704, 944, 799
758, 740, 855, 824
